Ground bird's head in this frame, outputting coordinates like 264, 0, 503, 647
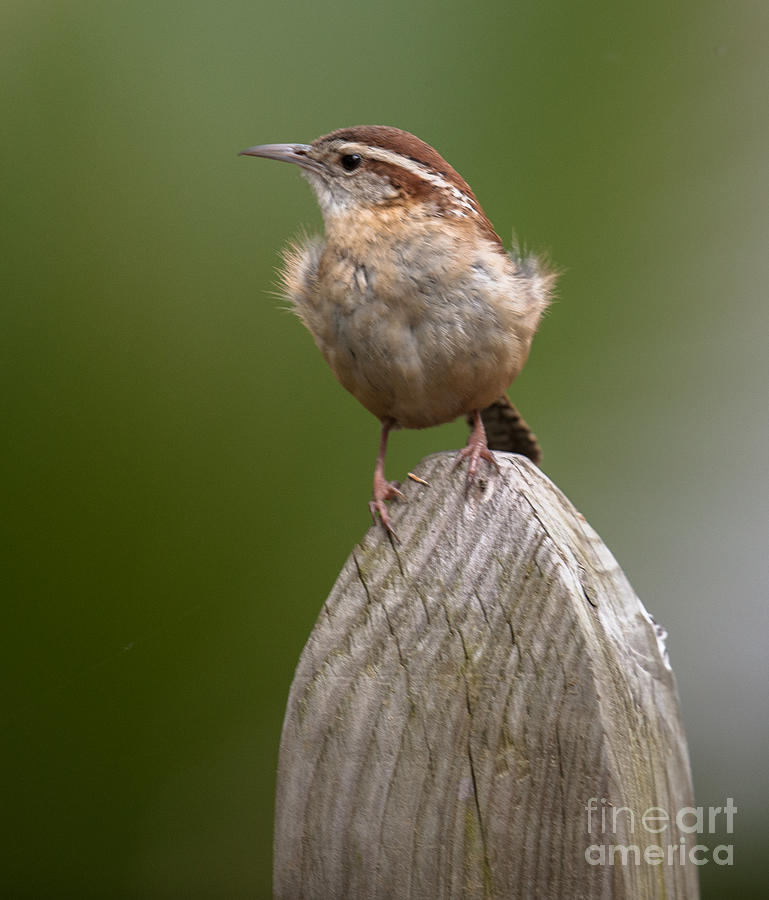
240, 125, 502, 246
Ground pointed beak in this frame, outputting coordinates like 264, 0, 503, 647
238, 143, 324, 175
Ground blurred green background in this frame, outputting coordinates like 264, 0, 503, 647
3, 0, 767, 896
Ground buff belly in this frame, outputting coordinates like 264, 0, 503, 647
281, 232, 542, 429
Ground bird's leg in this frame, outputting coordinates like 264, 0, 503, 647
454, 408, 500, 488
369, 418, 405, 540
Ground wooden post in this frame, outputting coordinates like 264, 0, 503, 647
273, 452, 699, 899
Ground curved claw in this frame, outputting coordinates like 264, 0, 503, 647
455, 409, 500, 490
369, 497, 400, 542
370, 475, 405, 541
454, 443, 500, 488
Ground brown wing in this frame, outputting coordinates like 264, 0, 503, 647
468, 396, 542, 465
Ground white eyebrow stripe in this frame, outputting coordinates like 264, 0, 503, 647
337, 142, 480, 218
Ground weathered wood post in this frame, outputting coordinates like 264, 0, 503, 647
273, 452, 698, 899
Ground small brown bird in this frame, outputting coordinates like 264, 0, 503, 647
240, 126, 555, 537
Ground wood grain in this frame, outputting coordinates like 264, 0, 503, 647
274, 452, 698, 899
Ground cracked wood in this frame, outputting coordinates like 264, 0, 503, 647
273, 452, 698, 900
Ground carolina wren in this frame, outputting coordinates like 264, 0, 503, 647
240, 126, 555, 537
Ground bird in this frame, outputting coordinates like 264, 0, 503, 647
240, 126, 555, 538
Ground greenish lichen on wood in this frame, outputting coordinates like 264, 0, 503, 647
273, 452, 698, 900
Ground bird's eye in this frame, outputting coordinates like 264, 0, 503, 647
340, 153, 362, 172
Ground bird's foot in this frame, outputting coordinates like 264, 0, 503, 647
454, 412, 500, 491
369, 471, 406, 541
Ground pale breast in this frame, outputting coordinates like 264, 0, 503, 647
281, 225, 551, 428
